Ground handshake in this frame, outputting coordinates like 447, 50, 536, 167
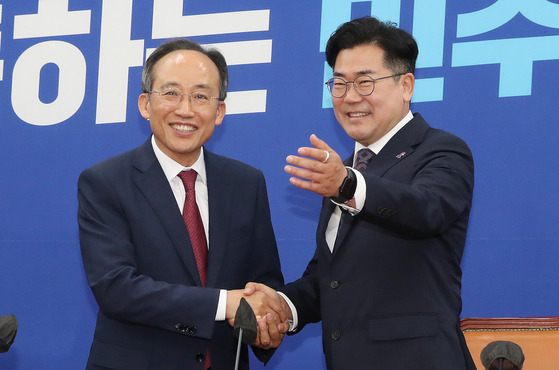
226, 283, 292, 349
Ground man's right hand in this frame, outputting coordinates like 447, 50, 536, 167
226, 285, 290, 349
244, 283, 293, 348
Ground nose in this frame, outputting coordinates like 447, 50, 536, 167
344, 83, 363, 103
175, 94, 194, 116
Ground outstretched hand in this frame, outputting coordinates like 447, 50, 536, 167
285, 134, 347, 197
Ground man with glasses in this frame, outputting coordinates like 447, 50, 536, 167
78, 39, 286, 370
246, 16, 476, 369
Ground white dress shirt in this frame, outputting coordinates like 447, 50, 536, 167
151, 136, 227, 321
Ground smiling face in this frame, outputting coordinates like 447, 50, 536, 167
138, 49, 225, 166
332, 44, 414, 147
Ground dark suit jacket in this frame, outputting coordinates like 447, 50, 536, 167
78, 138, 284, 370
281, 114, 476, 370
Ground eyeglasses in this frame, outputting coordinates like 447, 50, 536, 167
325, 73, 406, 98
148, 86, 220, 108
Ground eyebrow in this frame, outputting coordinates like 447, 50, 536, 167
192, 83, 212, 90
333, 69, 375, 78
159, 81, 212, 91
159, 81, 181, 88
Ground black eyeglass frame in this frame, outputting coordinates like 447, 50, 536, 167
325, 73, 407, 98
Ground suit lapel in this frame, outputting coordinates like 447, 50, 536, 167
367, 113, 429, 177
204, 150, 231, 288
329, 114, 430, 256
317, 197, 337, 260
131, 139, 203, 286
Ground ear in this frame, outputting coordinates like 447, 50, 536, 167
214, 101, 226, 126
138, 93, 150, 119
401, 73, 415, 103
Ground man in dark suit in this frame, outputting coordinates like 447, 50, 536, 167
246, 17, 476, 369
78, 39, 285, 370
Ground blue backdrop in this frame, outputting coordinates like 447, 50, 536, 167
1, 1, 559, 369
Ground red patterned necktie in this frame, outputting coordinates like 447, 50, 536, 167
178, 170, 208, 286
178, 170, 211, 370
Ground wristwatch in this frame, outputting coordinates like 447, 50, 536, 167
330, 167, 357, 203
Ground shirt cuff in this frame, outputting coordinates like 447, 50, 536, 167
215, 289, 227, 321
352, 169, 366, 211
277, 291, 298, 332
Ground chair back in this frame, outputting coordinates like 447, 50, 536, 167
461, 317, 559, 369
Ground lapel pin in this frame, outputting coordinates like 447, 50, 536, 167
396, 151, 406, 159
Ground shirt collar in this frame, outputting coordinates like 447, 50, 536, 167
151, 135, 207, 185
354, 110, 413, 159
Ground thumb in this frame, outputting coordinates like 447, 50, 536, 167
244, 282, 259, 295
310, 134, 333, 152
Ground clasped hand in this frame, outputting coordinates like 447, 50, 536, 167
226, 283, 291, 349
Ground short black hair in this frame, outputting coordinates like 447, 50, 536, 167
141, 38, 229, 101
325, 17, 418, 75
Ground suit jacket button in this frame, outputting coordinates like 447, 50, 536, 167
175, 323, 186, 333
175, 323, 196, 334
330, 280, 339, 289
331, 330, 341, 341
195, 353, 205, 363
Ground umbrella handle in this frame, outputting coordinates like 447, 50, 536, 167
234, 327, 243, 370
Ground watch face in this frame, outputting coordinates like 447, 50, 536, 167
337, 168, 357, 201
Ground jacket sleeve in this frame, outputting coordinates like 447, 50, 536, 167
360, 133, 474, 237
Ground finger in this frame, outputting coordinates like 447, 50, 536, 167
252, 316, 262, 347
284, 167, 317, 187
257, 316, 271, 348
278, 321, 289, 334
286, 154, 335, 176
266, 313, 281, 347
295, 147, 333, 165
309, 134, 333, 152
295, 146, 331, 164
287, 176, 322, 193
285, 164, 339, 195
285, 162, 325, 182
254, 334, 261, 348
